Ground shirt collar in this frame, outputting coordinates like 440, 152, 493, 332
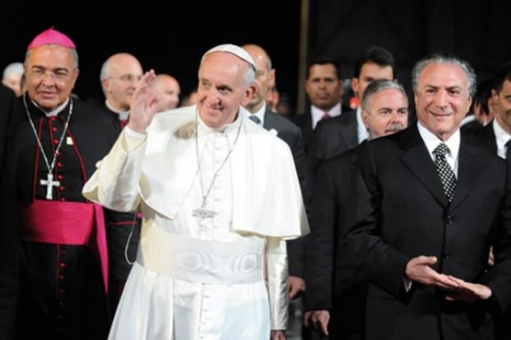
492, 118, 511, 158
417, 121, 461, 162
311, 103, 342, 128
251, 103, 266, 126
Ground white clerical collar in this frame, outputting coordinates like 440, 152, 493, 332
105, 100, 130, 120
32, 97, 70, 117
196, 106, 244, 134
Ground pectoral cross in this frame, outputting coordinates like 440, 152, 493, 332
192, 206, 217, 219
40, 173, 60, 200
192, 204, 217, 234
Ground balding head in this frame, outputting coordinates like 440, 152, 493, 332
100, 53, 143, 112
241, 44, 276, 113
151, 74, 181, 112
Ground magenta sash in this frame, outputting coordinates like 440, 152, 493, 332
21, 199, 109, 293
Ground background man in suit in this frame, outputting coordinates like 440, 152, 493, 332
475, 61, 511, 340
477, 62, 511, 157
242, 43, 309, 298
307, 46, 396, 176
292, 55, 344, 155
461, 76, 496, 133
303, 79, 409, 340
338, 52, 511, 340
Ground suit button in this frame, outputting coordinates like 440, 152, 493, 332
443, 251, 451, 259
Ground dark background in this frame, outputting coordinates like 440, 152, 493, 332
4, 1, 511, 115
2, 3, 302, 107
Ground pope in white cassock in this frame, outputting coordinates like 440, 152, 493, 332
83, 44, 310, 340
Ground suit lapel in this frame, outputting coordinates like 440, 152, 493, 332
263, 109, 276, 130
451, 135, 484, 209
338, 111, 359, 148
400, 126, 486, 209
400, 126, 449, 206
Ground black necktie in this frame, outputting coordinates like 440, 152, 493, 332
249, 115, 261, 125
433, 143, 457, 202
506, 140, 511, 161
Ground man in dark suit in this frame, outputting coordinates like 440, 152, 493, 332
0, 83, 18, 340
473, 61, 511, 340
460, 76, 495, 134
303, 79, 410, 340
242, 44, 309, 301
291, 55, 344, 156
337, 52, 511, 340
307, 46, 396, 176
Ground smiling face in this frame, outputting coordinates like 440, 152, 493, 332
414, 63, 472, 140
24, 44, 79, 111
196, 52, 254, 129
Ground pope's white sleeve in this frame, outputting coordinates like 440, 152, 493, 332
266, 236, 289, 330
83, 129, 146, 212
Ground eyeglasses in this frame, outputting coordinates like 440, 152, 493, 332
108, 74, 143, 83
29, 68, 72, 82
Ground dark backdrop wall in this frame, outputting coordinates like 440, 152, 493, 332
5, 2, 511, 115
305, 0, 511, 114
2, 3, 301, 107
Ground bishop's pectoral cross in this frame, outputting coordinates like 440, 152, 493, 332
40, 173, 60, 200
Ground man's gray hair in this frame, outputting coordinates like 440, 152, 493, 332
411, 52, 476, 97
361, 79, 408, 112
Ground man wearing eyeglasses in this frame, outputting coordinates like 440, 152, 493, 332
98, 52, 144, 314
99, 52, 143, 129
7, 28, 119, 339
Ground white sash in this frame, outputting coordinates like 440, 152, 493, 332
137, 224, 265, 284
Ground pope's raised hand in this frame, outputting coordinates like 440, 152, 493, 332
127, 70, 158, 133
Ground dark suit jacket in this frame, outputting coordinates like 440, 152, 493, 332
474, 120, 511, 340
291, 109, 314, 156
0, 86, 18, 340
307, 110, 359, 176
262, 108, 309, 278
338, 125, 511, 340
304, 144, 366, 340
476, 121, 498, 153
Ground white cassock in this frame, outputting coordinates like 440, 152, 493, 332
83, 105, 309, 340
